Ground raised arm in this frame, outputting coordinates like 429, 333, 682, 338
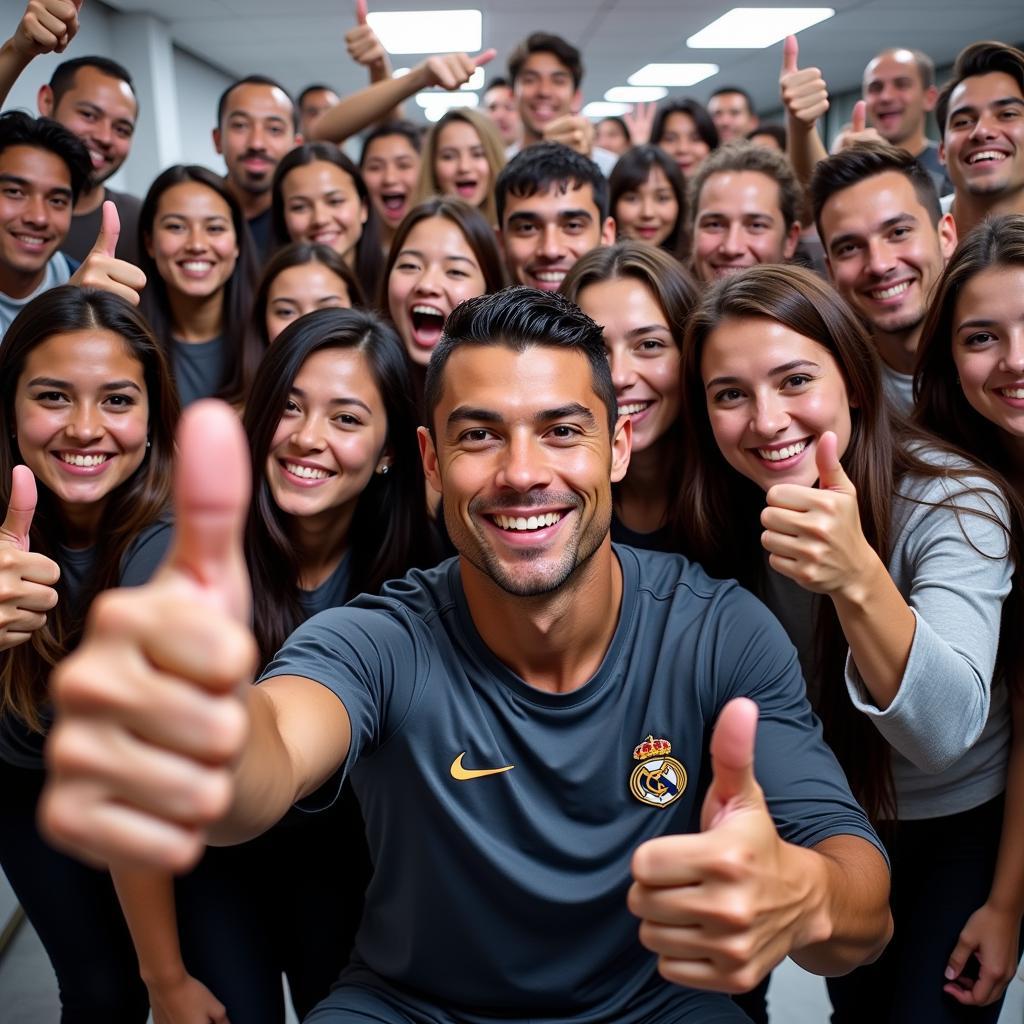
0, 0, 79, 107
779, 34, 830, 188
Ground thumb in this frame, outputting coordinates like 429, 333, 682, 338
945, 934, 975, 982
355, 0, 367, 25
163, 400, 251, 622
1, 465, 37, 548
851, 99, 867, 134
815, 431, 850, 491
707, 697, 759, 817
782, 34, 799, 75
92, 200, 120, 259
473, 48, 497, 68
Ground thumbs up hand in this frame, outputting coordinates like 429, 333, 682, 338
9, 0, 81, 60
420, 48, 496, 91
69, 201, 147, 306
629, 699, 826, 993
0, 465, 60, 651
41, 401, 258, 871
779, 34, 829, 131
345, 0, 389, 74
830, 100, 886, 154
760, 431, 873, 596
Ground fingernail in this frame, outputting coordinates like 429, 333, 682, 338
945, 966, 956, 980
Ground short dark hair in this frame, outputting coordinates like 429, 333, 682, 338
297, 83, 337, 108
495, 141, 608, 226
810, 141, 941, 240
0, 111, 91, 204
747, 124, 787, 149
709, 86, 757, 116
484, 76, 511, 93
598, 116, 631, 146
689, 141, 802, 231
216, 75, 298, 133
423, 287, 616, 435
48, 56, 136, 108
508, 32, 584, 90
359, 120, 423, 164
650, 98, 719, 152
936, 41, 1024, 133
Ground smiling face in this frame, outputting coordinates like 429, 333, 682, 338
941, 71, 1024, 200
281, 160, 367, 261
266, 347, 388, 531
700, 317, 853, 492
821, 171, 956, 341
513, 51, 578, 141
692, 170, 799, 284
951, 265, 1024, 443
361, 133, 420, 233
614, 164, 679, 248
298, 87, 340, 138
433, 120, 491, 209
575, 277, 680, 455
214, 82, 297, 198
708, 92, 757, 144
265, 262, 352, 342
483, 83, 521, 147
387, 215, 487, 365
146, 182, 239, 301
500, 181, 615, 292
862, 51, 935, 148
656, 111, 710, 179
14, 329, 149, 527
420, 344, 629, 597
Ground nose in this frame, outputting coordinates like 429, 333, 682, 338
456, 150, 472, 174
751, 392, 790, 438
312, 199, 329, 226
640, 193, 657, 221
968, 112, 999, 141
22, 192, 49, 227
248, 122, 267, 152
412, 262, 443, 295
865, 237, 896, 278
185, 224, 208, 252
1002, 331, 1024, 373
719, 222, 745, 258
537, 223, 566, 262
91, 118, 113, 147
292, 413, 326, 451
609, 349, 636, 391
496, 431, 552, 494
68, 403, 102, 442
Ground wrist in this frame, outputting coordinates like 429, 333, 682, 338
140, 961, 189, 989
1, 36, 34, 66
834, 547, 885, 607
785, 111, 817, 134
783, 841, 833, 950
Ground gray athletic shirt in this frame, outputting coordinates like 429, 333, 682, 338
260, 545, 882, 1021
171, 336, 228, 408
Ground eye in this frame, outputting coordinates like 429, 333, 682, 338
2, 186, 23, 198
547, 424, 580, 440
963, 330, 998, 346
890, 226, 912, 240
783, 373, 814, 389
459, 427, 495, 446
103, 393, 136, 408
636, 338, 667, 353
333, 411, 362, 426
283, 398, 301, 414
712, 387, 744, 404
34, 390, 68, 403
832, 241, 859, 259
999, 107, 1021, 120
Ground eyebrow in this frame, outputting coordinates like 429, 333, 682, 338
227, 111, 289, 126
0, 173, 71, 197
506, 209, 594, 225
289, 387, 372, 414
397, 248, 476, 265
26, 376, 142, 392
828, 213, 917, 252
627, 324, 672, 338
446, 402, 597, 430
704, 359, 820, 390
950, 96, 1024, 119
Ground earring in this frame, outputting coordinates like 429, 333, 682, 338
146, 439, 151, 449
377, 463, 390, 475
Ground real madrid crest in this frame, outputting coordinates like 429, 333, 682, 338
630, 735, 686, 808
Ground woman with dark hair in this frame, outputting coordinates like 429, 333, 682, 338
914, 213, 1024, 1011
112, 307, 441, 1024
679, 263, 1018, 1024
0, 285, 179, 1022
138, 164, 260, 408
561, 241, 698, 549
272, 142, 383, 300
360, 121, 422, 255
595, 115, 631, 155
650, 97, 718, 180
608, 146, 688, 260
382, 197, 505, 395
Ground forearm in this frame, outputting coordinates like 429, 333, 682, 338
0, 36, 32, 108
788, 835, 893, 975
310, 66, 427, 142
983, 690, 1024, 916
786, 116, 828, 188
111, 866, 189, 986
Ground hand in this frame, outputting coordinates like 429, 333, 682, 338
542, 114, 595, 156
41, 401, 258, 872
419, 48, 495, 91
9, 0, 80, 60
830, 101, 886, 154
623, 102, 656, 147
760, 432, 874, 597
69, 201, 147, 305
944, 902, 1022, 1006
147, 971, 230, 1024
0, 465, 60, 651
629, 698, 825, 993
779, 34, 829, 131
345, 0, 388, 74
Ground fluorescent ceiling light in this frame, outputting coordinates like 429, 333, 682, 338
415, 92, 479, 110
687, 8, 834, 48
628, 63, 719, 87
582, 101, 631, 118
461, 67, 485, 91
604, 86, 668, 102
392, 67, 411, 78
367, 9, 482, 54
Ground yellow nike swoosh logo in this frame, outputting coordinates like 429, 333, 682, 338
450, 752, 515, 781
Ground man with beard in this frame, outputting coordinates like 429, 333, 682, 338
810, 142, 957, 413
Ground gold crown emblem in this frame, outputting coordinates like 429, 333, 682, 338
633, 735, 672, 760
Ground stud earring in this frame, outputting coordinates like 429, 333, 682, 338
377, 463, 390, 475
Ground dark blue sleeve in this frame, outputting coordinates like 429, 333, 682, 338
119, 520, 173, 587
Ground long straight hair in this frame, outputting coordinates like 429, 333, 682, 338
137, 164, 261, 404
608, 145, 689, 260
678, 264, 1017, 821
242, 307, 439, 665
0, 287, 178, 729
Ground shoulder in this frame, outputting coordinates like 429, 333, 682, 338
120, 518, 173, 587
898, 444, 1009, 515
104, 187, 142, 214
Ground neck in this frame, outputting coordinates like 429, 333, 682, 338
289, 503, 355, 590
0, 261, 45, 300
74, 183, 106, 216
522, 123, 543, 147
900, 130, 930, 159
59, 498, 104, 549
952, 186, 1024, 237
616, 439, 671, 534
872, 325, 920, 375
459, 538, 623, 694
226, 177, 269, 221
168, 287, 225, 343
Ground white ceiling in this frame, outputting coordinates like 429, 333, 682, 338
104, 0, 1024, 119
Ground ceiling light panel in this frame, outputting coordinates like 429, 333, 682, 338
628, 63, 720, 87
686, 8, 834, 48
367, 9, 482, 54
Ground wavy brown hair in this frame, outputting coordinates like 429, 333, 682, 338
0, 287, 178, 729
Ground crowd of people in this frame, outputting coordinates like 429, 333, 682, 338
0, 0, 1023, 1022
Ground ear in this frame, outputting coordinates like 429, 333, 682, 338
417, 426, 443, 497
922, 84, 939, 114
212, 127, 223, 156
37, 84, 54, 117
601, 216, 617, 245
938, 212, 958, 262
143, 231, 154, 260
610, 413, 632, 484
938, 139, 946, 165
782, 220, 801, 260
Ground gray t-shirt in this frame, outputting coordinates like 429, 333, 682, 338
261, 545, 882, 1022
297, 553, 351, 617
62, 187, 142, 268
880, 360, 915, 416
0, 253, 75, 339
916, 141, 953, 199
172, 335, 228, 407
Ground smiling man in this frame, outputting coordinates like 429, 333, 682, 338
44, 288, 892, 1024
811, 142, 957, 412
496, 142, 616, 292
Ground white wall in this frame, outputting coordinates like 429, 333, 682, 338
173, 46, 231, 175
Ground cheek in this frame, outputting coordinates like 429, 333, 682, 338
387, 274, 411, 316
265, 313, 286, 342
13, 408, 53, 474
284, 207, 308, 232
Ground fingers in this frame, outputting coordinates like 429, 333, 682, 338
708, 698, 759, 809
782, 34, 799, 75
355, 0, 367, 25
815, 431, 848, 490
2, 575, 59, 611
473, 48, 497, 68
1, 465, 37, 547
851, 99, 867, 134
93, 199, 120, 259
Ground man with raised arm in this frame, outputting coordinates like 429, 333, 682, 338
43, 289, 892, 1024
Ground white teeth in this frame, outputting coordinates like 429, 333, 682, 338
411, 305, 445, 318
285, 462, 330, 480
618, 401, 652, 416
59, 453, 109, 467
999, 387, 1024, 399
493, 512, 562, 531
16, 235, 46, 245
181, 261, 212, 272
870, 281, 910, 300
757, 440, 808, 462
968, 150, 1007, 164
533, 271, 565, 283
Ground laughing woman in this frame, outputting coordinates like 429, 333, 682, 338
678, 263, 1018, 1024
0, 286, 178, 1022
